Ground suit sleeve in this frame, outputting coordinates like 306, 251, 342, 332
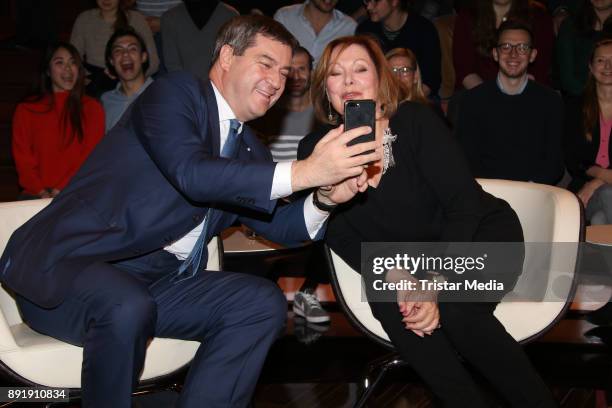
238, 196, 314, 247
132, 75, 277, 213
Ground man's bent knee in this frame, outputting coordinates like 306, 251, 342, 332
97, 293, 156, 341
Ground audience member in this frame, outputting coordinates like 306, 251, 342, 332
357, 0, 441, 97
274, 0, 357, 64
298, 34, 557, 408
134, 0, 182, 30
1, 16, 379, 407
454, 20, 564, 184
132, 0, 183, 74
412, 0, 454, 20
12, 42, 105, 199
385, 47, 429, 103
101, 28, 153, 131
251, 46, 317, 162
250, 46, 330, 326
565, 37, 612, 224
161, 1, 238, 80
453, 0, 554, 90
71, 0, 159, 97
556, 0, 612, 96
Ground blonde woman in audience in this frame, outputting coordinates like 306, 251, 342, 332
385, 47, 429, 104
70, 0, 158, 97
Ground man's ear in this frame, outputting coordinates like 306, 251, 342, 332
218, 44, 235, 71
529, 49, 538, 64
492, 47, 499, 63
141, 51, 148, 64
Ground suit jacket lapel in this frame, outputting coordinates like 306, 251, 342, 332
200, 79, 221, 156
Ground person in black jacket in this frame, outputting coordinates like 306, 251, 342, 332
298, 35, 556, 408
357, 0, 441, 96
565, 37, 612, 224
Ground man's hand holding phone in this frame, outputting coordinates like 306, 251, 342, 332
291, 124, 381, 192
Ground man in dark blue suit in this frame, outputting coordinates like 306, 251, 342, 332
0, 16, 379, 408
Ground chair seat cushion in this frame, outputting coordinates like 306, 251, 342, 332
0, 323, 199, 388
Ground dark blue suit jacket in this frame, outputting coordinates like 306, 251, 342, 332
1, 72, 313, 308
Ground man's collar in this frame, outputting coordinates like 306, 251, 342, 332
211, 82, 238, 122
300, 0, 340, 22
496, 72, 528, 95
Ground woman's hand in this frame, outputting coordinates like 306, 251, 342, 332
578, 178, 605, 206
316, 169, 369, 207
400, 301, 440, 337
387, 268, 441, 337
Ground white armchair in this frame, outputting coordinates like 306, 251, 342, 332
0, 199, 222, 397
326, 179, 584, 408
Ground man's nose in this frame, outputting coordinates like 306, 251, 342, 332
269, 70, 283, 89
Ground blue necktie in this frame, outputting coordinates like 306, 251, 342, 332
172, 119, 242, 283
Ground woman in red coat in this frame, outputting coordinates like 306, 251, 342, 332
12, 42, 105, 199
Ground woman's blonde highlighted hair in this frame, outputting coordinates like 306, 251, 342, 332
311, 35, 408, 124
385, 47, 428, 105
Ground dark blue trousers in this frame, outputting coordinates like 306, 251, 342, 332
17, 250, 287, 408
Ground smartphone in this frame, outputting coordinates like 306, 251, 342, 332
344, 99, 375, 154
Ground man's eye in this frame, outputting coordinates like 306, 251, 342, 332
260, 62, 271, 69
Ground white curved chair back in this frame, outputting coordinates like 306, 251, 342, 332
0, 198, 221, 387
329, 179, 583, 346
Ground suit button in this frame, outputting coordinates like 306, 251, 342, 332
192, 214, 202, 222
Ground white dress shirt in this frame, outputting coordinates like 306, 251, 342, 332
165, 83, 328, 259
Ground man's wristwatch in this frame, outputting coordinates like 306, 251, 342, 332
313, 190, 337, 212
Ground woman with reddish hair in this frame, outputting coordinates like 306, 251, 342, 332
299, 35, 556, 407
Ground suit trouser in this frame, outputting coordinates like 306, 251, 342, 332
367, 301, 557, 408
16, 249, 287, 408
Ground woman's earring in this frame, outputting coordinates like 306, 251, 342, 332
326, 89, 335, 122
327, 98, 334, 122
